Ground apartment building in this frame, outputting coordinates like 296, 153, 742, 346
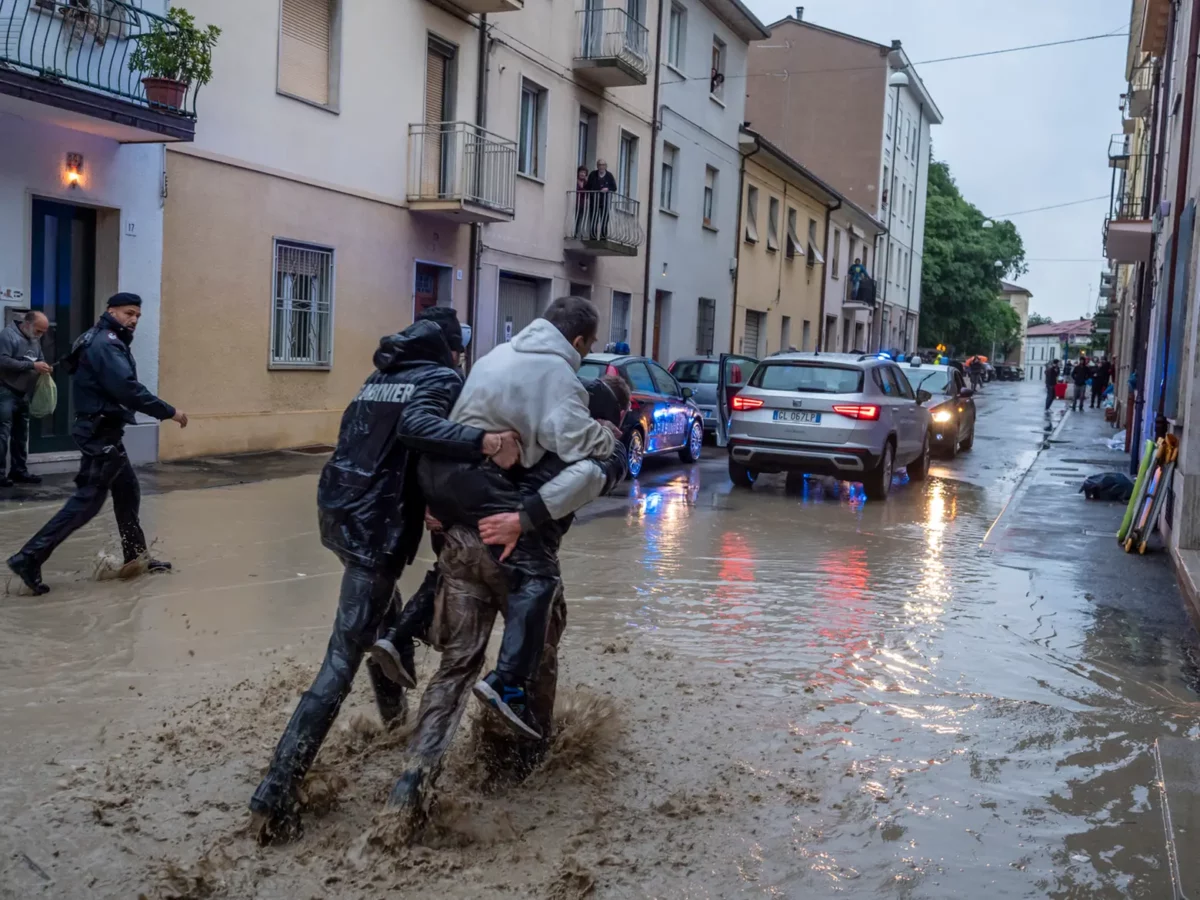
644, 0, 767, 363
156, 0, 499, 459
1024, 320, 1092, 383
0, 0, 193, 466
999, 280, 1032, 366
744, 11, 941, 354
471, 0, 656, 359
732, 129, 838, 358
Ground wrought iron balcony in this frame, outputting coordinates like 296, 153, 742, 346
572, 6, 650, 87
842, 275, 877, 310
0, 0, 199, 141
1104, 133, 1152, 263
407, 122, 517, 224
453, 0, 523, 12
564, 190, 642, 256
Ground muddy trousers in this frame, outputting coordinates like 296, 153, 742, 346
390, 528, 566, 807
252, 564, 406, 816
16, 434, 146, 566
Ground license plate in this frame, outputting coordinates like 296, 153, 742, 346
773, 410, 821, 424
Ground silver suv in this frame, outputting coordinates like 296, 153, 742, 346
715, 352, 932, 500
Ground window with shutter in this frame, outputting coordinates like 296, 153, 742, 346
279, 0, 335, 107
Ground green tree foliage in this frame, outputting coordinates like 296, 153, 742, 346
918, 161, 1027, 355
1027, 312, 1053, 327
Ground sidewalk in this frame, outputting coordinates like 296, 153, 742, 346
0, 446, 330, 507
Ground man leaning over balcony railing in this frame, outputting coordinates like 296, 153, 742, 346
848, 258, 867, 301
585, 158, 618, 240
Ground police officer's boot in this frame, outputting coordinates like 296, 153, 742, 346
7, 553, 49, 595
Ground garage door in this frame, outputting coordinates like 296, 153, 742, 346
496, 275, 540, 345
743, 309, 764, 357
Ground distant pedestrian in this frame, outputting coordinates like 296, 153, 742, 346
1071, 357, 1090, 411
6, 294, 187, 595
0, 310, 52, 487
1091, 359, 1111, 408
1063, 359, 1074, 379
1044, 359, 1060, 411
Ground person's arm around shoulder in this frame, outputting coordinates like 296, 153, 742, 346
539, 382, 615, 464
398, 369, 520, 465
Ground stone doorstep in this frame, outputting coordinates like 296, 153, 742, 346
1171, 544, 1200, 626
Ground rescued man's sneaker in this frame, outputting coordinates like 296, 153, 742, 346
472, 672, 542, 741
369, 636, 417, 690
9, 472, 41, 485
7, 553, 49, 595
146, 559, 172, 573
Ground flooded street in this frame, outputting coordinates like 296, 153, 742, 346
2, 381, 1197, 898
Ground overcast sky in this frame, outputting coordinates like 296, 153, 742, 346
746, 0, 1130, 322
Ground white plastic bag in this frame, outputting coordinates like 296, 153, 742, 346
29, 372, 57, 419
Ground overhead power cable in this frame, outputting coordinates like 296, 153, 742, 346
990, 196, 1111, 218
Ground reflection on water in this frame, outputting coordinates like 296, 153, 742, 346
563, 463, 1199, 897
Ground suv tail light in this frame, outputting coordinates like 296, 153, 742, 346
832, 404, 881, 421
731, 394, 764, 411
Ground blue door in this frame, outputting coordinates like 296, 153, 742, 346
30, 199, 96, 453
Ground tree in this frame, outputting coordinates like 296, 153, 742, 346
1027, 313, 1052, 327
918, 161, 1027, 355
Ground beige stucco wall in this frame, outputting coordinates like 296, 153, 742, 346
1001, 287, 1031, 365
732, 155, 828, 356
159, 152, 469, 460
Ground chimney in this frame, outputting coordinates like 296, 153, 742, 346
795, 6, 804, 19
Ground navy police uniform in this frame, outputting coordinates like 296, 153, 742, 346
8, 293, 177, 594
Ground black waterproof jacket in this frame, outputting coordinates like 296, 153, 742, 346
65, 312, 175, 426
317, 320, 488, 572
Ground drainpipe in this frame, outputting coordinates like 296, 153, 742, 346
1155, 0, 1200, 440
904, 101, 924, 353
730, 132, 761, 351
877, 84, 903, 352
639, 0, 666, 358
816, 197, 841, 351
466, 14, 489, 370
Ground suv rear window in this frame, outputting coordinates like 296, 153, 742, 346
672, 361, 719, 383
750, 363, 864, 394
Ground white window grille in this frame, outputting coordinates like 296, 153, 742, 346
272, 240, 334, 368
611, 291, 632, 344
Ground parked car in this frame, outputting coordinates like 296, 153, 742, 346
717, 352, 932, 500
669, 354, 757, 435
906, 363, 976, 457
577, 353, 705, 477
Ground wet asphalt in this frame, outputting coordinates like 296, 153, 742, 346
0, 381, 1196, 899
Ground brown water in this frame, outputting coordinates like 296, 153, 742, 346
0, 389, 1197, 898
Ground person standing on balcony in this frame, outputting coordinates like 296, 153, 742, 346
848, 258, 867, 302
0, 310, 51, 488
574, 166, 589, 239
585, 159, 618, 240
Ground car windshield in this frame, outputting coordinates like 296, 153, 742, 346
577, 362, 609, 381
672, 361, 718, 383
750, 363, 863, 394
911, 369, 951, 394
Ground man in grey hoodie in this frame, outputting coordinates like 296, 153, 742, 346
0, 311, 52, 487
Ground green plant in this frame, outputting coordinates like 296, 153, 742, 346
128, 6, 220, 85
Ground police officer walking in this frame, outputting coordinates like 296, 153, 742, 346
6, 293, 187, 595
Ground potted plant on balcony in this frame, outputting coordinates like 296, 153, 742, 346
128, 6, 220, 111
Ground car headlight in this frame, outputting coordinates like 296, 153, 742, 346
932, 409, 953, 424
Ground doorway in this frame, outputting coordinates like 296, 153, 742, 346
413, 262, 453, 319
653, 290, 669, 361
30, 199, 96, 453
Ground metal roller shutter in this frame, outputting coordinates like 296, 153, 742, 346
496, 276, 540, 346
279, 0, 331, 105
743, 310, 763, 357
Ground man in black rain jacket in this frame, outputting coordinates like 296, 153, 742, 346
7, 293, 187, 594
249, 307, 519, 843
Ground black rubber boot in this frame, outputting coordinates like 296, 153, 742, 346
7, 553, 49, 595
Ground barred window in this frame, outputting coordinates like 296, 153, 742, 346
696, 297, 715, 355
271, 240, 334, 368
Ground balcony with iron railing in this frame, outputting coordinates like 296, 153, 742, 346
0, 0, 200, 141
572, 6, 650, 87
453, 0, 523, 13
1104, 134, 1152, 264
564, 190, 642, 256
407, 122, 517, 224
842, 275, 877, 310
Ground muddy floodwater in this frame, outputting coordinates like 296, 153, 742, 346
1, 382, 1197, 898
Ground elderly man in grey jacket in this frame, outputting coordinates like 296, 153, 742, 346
0, 311, 51, 487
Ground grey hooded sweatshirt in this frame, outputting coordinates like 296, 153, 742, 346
451, 318, 616, 523
0, 321, 44, 395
